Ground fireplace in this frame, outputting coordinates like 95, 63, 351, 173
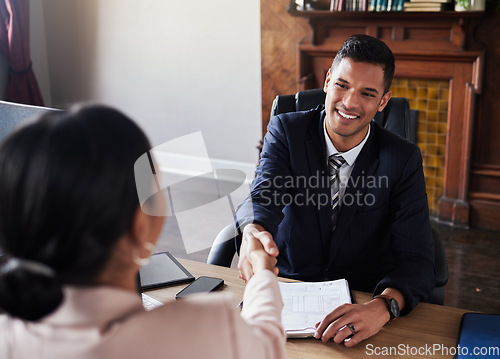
290, 10, 484, 226
392, 78, 449, 216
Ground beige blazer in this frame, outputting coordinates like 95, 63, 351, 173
0, 270, 286, 359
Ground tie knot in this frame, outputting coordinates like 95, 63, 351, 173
328, 155, 345, 173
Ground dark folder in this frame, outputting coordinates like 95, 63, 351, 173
455, 313, 500, 359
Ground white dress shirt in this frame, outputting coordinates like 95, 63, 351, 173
323, 119, 371, 208
0, 270, 286, 359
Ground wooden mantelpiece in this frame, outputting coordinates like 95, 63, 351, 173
289, 10, 485, 226
288, 11, 483, 50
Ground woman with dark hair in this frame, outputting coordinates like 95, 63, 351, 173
0, 105, 285, 358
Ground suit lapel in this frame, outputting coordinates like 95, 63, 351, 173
329, 123, 380, 258
304, 110, 331, 250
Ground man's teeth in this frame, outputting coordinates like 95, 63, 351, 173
338, 110, 359, 119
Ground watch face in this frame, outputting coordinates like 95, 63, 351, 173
390, 299, 400, 317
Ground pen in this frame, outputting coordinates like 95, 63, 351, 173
237, 300, 243, 311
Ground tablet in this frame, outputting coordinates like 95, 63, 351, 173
455, 312, 500, 359
139, 252, 195, 290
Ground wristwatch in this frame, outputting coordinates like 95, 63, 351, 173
373, 295, 400, 322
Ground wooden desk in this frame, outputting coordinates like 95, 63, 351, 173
145, 259, 468, 359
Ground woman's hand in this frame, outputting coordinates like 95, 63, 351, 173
238, 224, 279, 281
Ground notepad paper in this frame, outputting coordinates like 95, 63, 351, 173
141, 293, 164, 311
279, 279, 352, 338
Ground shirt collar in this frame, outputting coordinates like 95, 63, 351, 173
323, 118, 371, 166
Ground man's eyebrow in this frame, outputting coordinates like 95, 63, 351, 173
364, 87, 379, 94
336, 78, 379, 94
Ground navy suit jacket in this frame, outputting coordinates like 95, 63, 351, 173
236, 106, 435, 313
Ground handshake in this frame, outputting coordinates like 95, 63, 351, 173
237, 223, 279, 282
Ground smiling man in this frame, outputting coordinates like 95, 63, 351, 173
235, 35, 435, 346
324, 56, 391, 152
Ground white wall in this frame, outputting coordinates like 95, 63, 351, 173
33, 0, 262, 166
30, 0, 52, 105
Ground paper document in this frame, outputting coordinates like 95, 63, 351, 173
142, 293, 164, 311
279, 279, 352, 338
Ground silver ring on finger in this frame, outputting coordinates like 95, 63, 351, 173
347, 323, 356, 335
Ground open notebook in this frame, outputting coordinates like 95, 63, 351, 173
279, 279, 352, 338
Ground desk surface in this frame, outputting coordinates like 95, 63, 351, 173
145, 259, 468, 359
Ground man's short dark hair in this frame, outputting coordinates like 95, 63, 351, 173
332, 34, 395, 94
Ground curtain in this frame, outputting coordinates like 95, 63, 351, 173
0, 0, 43, 105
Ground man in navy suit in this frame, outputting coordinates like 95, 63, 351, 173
235, 34, 435, 346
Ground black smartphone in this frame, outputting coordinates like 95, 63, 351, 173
175, 276, 224, 299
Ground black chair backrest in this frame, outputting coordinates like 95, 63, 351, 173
0, 101, 60, 259
270, 89, 417, 144
0, 101, 60, 143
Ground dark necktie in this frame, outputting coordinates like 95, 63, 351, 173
328, 154, 346, 231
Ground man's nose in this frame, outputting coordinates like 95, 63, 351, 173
342, 90, 360, 110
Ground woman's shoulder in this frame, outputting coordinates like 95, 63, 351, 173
0, 314, 9, 356
134, 292, 237, 326
106, 293, 241, 357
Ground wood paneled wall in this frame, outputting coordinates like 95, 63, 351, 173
260, 0, 310, 135
469, 12, 500, 230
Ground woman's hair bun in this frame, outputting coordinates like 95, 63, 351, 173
0, 257, 63, 321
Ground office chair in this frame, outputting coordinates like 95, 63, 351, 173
0, 100, 60, 143
207, 89, 448, 305
0, 101, 60, 262
430, 227, 449, 305
271, 88, 417, 144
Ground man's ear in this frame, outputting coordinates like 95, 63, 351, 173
323, 68, 332, 93
378, 90, 392, 112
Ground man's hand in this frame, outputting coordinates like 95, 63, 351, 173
313, 300, 389, 347
238, 223, 279, 282
314, 289, 405, 347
